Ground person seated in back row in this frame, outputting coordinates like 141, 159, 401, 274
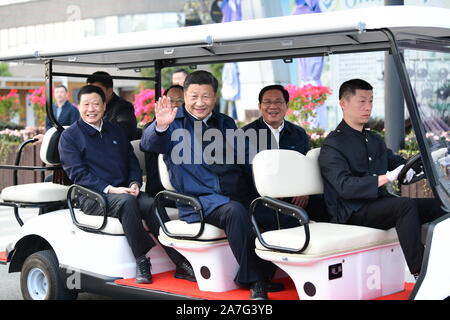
58, 84, 195, 284
143, 85, 185, 198
86, 71, 138, 141
243, 84, 329, 224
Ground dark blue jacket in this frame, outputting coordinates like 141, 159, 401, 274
140, 107, 252, 222
59, 119, 142, 193
46, 101, 80, 129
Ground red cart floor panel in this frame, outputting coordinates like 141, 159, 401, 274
115, 271, 414, 300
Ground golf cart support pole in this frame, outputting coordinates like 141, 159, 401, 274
384, 0, 405, 153
154, 60, 163, 100
45, 59, 63, 133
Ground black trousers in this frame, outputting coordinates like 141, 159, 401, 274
204, 200, 291, 286
347, 197, 444, 274
80, 192, 185, 265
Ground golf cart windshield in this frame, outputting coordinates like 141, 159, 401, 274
399, 40, 450, 207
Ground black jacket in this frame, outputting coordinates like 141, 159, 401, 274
318, 120, 406, 223
104, 93, 137, 141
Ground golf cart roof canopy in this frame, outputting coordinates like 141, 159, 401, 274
1, 6, 450, 69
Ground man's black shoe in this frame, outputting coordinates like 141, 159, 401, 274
136, 255, 152, 284
265, 281, 284, 292
174, 260, 196, 282
249, 281, 268, 300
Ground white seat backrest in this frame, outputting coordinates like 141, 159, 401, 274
252, 148, 323, 198
130, 140, 146, 176
158, 154, 175, 191
40, 126, 68, 166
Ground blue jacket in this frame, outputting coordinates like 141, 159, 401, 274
59, 119, 142, 193
46, 101, 80, 129
140, 107, 252, 222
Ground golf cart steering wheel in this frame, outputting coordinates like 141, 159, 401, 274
397, 152, 426, 185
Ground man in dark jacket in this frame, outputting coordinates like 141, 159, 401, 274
318, 78, 444, 279
140, 70, 283, 300
59, 85, 194, 284
243, 84, 329, 223
45, 85, 79, 130
87, 71, 137, 141
33, 85, 79, 146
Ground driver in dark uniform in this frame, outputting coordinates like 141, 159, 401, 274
318, 79, 445, 280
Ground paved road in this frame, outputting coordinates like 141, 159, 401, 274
0, 206, 109, 300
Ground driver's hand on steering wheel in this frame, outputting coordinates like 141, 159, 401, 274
403, 168, 416, 184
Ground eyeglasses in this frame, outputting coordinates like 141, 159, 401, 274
261, 100, 285, 107
169, 99, 184, 105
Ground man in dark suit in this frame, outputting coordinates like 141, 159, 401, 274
86, 71, 138, 141
59, 85, 195, 284
45, 85, 79, 130
243, 84, 329, 223
318, 78, 444, 279
33, 85, 79, 145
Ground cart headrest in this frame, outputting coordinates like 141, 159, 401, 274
130, 139, 146, 176
252, 148, 323, 198
158, 154, 175, 191
40, 127, 67, 166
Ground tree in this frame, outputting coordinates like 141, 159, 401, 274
0, 63, 12, 77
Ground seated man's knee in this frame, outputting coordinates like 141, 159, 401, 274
394, 197, 417, 217
221, 201, 249, 223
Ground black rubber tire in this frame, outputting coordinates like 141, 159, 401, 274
20, 249, 78, 300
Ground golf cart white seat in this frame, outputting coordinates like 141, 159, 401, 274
252, 149, 405, 300
1, 182, 69, 203
67, 139, 179, 276
1, 127, 70, 204
156, 154, 239, 292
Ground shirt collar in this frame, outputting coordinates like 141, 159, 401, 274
262, 119, 285, 133
82, 119, 104, 133
185, 108, 213, 125
338, 120, 369, 135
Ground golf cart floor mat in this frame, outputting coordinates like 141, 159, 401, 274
114, 271, 414, 300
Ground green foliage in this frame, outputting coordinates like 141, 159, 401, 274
0, 63, 12, 77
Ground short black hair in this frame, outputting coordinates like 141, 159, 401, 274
339, 79, 373, 100
258, 85, 289, 104
77, 84, 106, 103
173, 68, 189, 76
86, 71, 113, 89
164, 84, 184, 96
54, 84, 68, 91
183, 70, 219, 93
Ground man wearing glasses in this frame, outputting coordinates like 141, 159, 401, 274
243, 85, 329, 222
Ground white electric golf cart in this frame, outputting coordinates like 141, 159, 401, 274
0, 6, 449, 300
